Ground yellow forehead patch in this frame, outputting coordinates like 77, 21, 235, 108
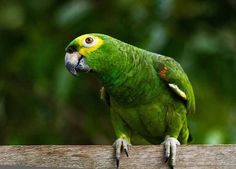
75, 34, 104, 56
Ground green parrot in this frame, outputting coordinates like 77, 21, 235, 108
65, 33, 195, 168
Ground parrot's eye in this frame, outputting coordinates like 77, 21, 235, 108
83, 37, 96, 47
85, 37, 93, 44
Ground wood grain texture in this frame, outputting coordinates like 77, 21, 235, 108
0, 145, 235, 169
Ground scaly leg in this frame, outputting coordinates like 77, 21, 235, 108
110, 106, 131, 168
161, 137, 180, 169
113, 138, 131, 168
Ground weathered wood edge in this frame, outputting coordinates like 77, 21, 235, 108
0, 145, 235, 169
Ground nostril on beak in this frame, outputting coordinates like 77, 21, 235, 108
66, 46, 77, 54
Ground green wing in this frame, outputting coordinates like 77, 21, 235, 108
153, 55, 195, 114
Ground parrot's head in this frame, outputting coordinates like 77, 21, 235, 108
65, 33, 113, 76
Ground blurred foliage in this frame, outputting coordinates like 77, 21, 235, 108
0, 0, 235, 145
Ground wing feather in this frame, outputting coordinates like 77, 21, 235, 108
153, 55, 195, 114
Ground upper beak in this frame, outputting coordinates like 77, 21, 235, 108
65, 52, 91, 76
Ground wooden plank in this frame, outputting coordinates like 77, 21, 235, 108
0, 145, 235, 169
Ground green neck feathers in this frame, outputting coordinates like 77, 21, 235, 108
95, 40, 161, 105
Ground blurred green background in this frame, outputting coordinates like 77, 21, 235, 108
0, 0, 235, 145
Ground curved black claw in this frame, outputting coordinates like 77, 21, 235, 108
116, 156, 120, 168
113, 138, 131, 168
124, 148, 129, 157
161, 137, 180, 169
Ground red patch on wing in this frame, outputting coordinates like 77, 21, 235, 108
160, 66, 168, 80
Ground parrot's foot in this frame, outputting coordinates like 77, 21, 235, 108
161, 137, 180, 169
113, 138, 131, 168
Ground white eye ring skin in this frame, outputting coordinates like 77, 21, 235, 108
83, 37, 97, 47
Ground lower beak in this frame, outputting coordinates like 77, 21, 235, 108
65, 52, 91, 76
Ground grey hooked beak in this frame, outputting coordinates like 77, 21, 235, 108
65, 52, 91, 76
